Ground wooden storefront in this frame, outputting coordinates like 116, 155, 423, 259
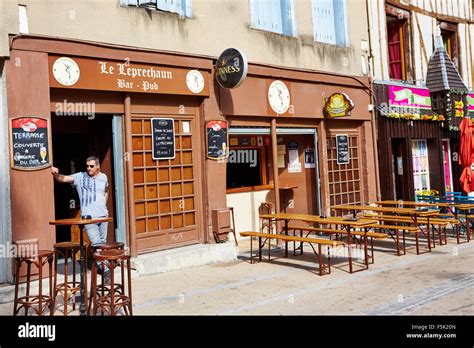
6, 35, 219, 256
221, 69, 379, 229
374, 82, 446, 201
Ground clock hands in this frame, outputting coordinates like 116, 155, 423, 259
62, 61, 72, 79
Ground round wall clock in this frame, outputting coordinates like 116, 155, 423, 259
186, 70, 205, 94
268, 80, 290, 114
52, 57, 80, 86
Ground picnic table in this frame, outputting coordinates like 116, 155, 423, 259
376, 200, 470, 243
259, 213, 377, 273
331, 204, 439, 254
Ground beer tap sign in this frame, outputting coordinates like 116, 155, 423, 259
215, 48, 248, 89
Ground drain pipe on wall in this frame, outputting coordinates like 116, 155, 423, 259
366, 0, 381, 202
271, 118, 281, 215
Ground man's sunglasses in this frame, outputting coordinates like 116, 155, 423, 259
86, 165, 96, 168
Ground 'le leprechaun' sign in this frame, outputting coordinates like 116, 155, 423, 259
10, 117, 50, 170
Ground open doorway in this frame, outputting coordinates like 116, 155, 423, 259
51, 114, 116, 243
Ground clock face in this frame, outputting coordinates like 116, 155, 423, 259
186, 70, 205, 94
52, 57, 80, 86
268, 80, 290, 114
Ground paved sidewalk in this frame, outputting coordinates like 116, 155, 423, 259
1, 234, 473, 315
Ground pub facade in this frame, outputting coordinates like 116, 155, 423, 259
0, 0, 377, 284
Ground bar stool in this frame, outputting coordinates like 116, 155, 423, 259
13, 250, 54, 316
87, 242, 124, 314
52, 242, 82, 315
90, 248, 133, 316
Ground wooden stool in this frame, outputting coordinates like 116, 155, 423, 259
90, 249, 133, 316
13, 250, 54, 316
87, 242, 124, 314
52, 242, 82, 315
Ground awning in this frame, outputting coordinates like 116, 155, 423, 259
376, 104, 445, 122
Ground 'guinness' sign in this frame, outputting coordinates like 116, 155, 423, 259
215, 48, 248, 89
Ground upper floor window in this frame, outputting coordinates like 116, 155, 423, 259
385, 5, 411, 81
312, 0, 348, 45
439, 21, 460, 74
249, 0, 296, 36
120, 0, 192, 18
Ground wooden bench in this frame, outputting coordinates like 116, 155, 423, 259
239, 231, 343, 276
289, 224, 416, 258
362, 216, 437, 254
288, 225, 387, 265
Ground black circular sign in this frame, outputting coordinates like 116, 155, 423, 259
215, 48, 248, 89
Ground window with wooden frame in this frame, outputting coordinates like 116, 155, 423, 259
439, 21, 460, 74
385, 5, 411, 81
226, 135, 271, 193
326, 132, 362, 213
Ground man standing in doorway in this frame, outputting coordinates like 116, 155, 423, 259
51, 156, 110, 280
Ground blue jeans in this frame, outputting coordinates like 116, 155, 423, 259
84, 221, 108, 245
84, 221, 108, 272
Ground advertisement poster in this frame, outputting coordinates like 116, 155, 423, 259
304, 149, 315, 168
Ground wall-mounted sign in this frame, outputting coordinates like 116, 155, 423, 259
467, 93, 474, 113
336, 134, 350, 165
323, 93, 354, 118
388, 86, 432, 109
48, 56, 210, 96
151, 118, 175, 160
10, 117, 51, 170
215, 48, 248, 89
206, 120, 228, 160
304, 149, 315, 169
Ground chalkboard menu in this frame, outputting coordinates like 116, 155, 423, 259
10, 117, 50, 170
336, 134, 350, 165
206, 120, 228, 160
151, 118, 175, 160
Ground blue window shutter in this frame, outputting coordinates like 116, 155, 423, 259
250, 0, 260, 28
184, 0, 192, 17
312, 0, 336, 44
334, 0, 347, 45
156, 0, 179, 13
156, 0, 170, 11
280, 0, 294, 36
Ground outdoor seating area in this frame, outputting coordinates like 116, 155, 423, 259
239, 199, 473, 276
12, 219, 132, 317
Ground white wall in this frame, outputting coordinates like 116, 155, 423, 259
0, 0, 369, 77
226, 190, 272, 241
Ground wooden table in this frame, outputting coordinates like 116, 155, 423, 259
260, 213, 376, 273
376, 200, 472, 243
332, 204, 439, 254
49, 217, 113, 316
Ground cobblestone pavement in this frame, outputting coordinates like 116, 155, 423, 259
1, 233, 473, 316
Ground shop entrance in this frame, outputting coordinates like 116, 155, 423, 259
51, 114, 121, 244
277, 133, 319, 216
391, 139, 409, 200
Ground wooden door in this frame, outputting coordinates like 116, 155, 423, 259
277, 134, 318, 216
131, 116, 202, 252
